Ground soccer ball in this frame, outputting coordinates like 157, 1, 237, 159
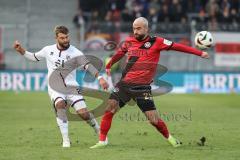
194, 31, 213, 50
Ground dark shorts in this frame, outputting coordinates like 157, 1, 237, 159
109, 81, 156, 112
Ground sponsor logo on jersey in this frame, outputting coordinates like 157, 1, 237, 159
163, 39, 172, 46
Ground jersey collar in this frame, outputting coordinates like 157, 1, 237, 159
136, 35, 150, 42
56, 44, 70, 51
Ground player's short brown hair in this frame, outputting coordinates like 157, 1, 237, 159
54, 25, 69, 36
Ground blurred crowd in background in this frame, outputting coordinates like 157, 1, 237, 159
73, 0, 240, 31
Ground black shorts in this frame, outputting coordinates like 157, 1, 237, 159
109, 81, 156, 112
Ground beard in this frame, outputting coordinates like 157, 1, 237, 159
59, 42, 70, 49
134, 34, 147, 41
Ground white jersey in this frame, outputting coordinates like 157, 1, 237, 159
33, 44, 84, 89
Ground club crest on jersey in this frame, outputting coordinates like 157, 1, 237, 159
113, 87, 119, 92
66, 55, 71, 60
50, 52, 54, 56
144, 42, 151, 48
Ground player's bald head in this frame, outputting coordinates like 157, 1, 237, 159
132, 17, 149, 41
133, 17, 149, 29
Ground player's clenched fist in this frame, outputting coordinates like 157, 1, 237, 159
201, 51, 210, 59
13, 40, 25, 55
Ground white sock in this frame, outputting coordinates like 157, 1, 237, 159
56, 117, 69, 142
86, 113, 100, 134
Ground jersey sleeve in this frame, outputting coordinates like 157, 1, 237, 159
156, 37, 203, 56
34, 47, 47, 61
169, 42, 203, 56
24, 47, 46, 61
156, 37, 174, 51
106, 40, 129, 69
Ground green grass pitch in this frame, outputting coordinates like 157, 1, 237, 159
0, 92, 240, 160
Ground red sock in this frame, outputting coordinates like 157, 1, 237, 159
151, 119, 169, 139
99, 111, 114, 141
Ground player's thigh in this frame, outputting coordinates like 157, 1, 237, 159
67, 94, 87, 111
48, 89, 67, 109
133, 85, 156, 113
109, 82, 131, 110
136, 98, 156, 112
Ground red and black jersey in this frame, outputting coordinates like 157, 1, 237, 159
106, 35, 203, 85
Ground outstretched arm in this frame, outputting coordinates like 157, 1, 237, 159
169, 42, 209, 58
84, 62, 109, 90
76, 53, 109, 90
106, 51, 126, 68
13, 40, 44, 61
106, 49, 127, 75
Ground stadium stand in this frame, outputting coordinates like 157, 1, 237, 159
0, 0, 239, 71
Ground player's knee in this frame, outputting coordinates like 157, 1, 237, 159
145, 110, 159, 125
55, 100, 66, 109
149, 119, 158, 126
106, 99, 118, 113
147, 115, 158, 126
80, 112, 90, 120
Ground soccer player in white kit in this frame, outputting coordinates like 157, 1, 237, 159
13, 25, 109, 147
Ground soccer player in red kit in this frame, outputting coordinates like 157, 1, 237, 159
90, 17, 209, 148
